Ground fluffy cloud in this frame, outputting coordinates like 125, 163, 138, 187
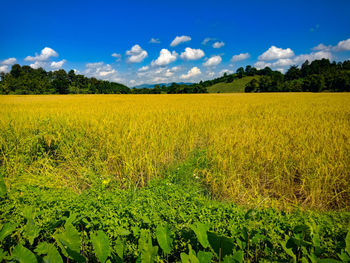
126, 45, 148, 63
258, 46, 294, 61
138, 66, 149, 72
254, 61, 272, 69
213, 41, 225, 48
50, 59, 66, 69
180, 48, 205, 60
30, 61, 47, 69
333, 38, 350, 51
231, 53, 250, 62
203, 56, 222, 67
1, 57, 17, 65
111, 53, 122, 61
25, 47, 58, 61
84, 62, 120, 81
181, 67, 201, 79
152, 49, 177, 66
312, 43, 332, 51
0, 65, 9, 72
149, 38, 160, 44
170, 35, 191, 47
219, 69, 233, 75
254, 50, 332, 69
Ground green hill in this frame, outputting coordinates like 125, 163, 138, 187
207, 76, 260, 93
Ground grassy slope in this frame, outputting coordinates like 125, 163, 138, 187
207, 76, 260, 93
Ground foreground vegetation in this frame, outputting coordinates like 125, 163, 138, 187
0, 93, 349, 261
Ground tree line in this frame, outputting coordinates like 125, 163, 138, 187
0, 65, 207, 95
1, 59, 349, 94
244, 59, 350, 92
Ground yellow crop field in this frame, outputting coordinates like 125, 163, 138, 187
0, 93, 349, 210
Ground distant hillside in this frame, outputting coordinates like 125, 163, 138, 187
133, 82, 193, 89
207, 76, 260, 93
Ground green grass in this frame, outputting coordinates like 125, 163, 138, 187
1, 151, 349, 262
207, 76, 260, 93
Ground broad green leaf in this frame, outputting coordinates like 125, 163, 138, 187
191, 222, 210, 249
24, 218, 40, 245
91, 230, 110, 263
280, 239, 296, 262
0, 248, 8, 261
114, 238, 124, 260
54, 222, 85, 262
0, 176, 6, 198
0, 222, 18, 241
35, 242, 63, 263
346, 228, 350, 255
180, 245, 199, 263
197, 251, 213, 263
11, 244, 37, 263
138, 229, 158, 263
156, 224, 173, 254
207, 231, 235, 260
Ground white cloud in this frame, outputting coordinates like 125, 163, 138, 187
171, 66, 181, 72
152, 49, 177, 66
258, 46, 294, 61
1, 57, 17, 65
153, 77, 166, 82
333, 38, 350, 51
312, 43, 331, 51
149, 38, 161, 44
50, 59, 66, 69
254, 61, 272, 69
203, 55, 222, 67
30, 61, 47, 69
180, 47, 205, 60
202, 37, 214, 45
292, 51, 332, 64
219, 69, 233, 76
126, 45, 148, 63
254, 50, 332, 70
0, 65, 9, 72
231, 53, 250, 62
111, 53, 122, 61
25, 47, 58, 61
138, 66, 149, 72
181, 67, 201, 79
84, 62, 120, 82
213, 41, 225, 48
170, 35, 191, 47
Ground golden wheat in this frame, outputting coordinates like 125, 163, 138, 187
0, 93, 349, 210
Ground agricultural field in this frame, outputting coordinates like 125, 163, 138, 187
0, 93, 350, 262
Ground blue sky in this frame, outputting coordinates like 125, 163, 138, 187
1, 0, 350, 86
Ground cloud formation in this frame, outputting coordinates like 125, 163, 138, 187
25, 47, 58, 61
152, 49, 177, 66
1, 57, 17, 65
181, 67, 201, 79
203, 55, 222, 67
180, 48, 205, 60
51, 60, 66, 69
170, 35, 191, 47
231, 53, 250, 62
126, 45, 148, 63
258, 46, 294, 61
213, 41, 225, 48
